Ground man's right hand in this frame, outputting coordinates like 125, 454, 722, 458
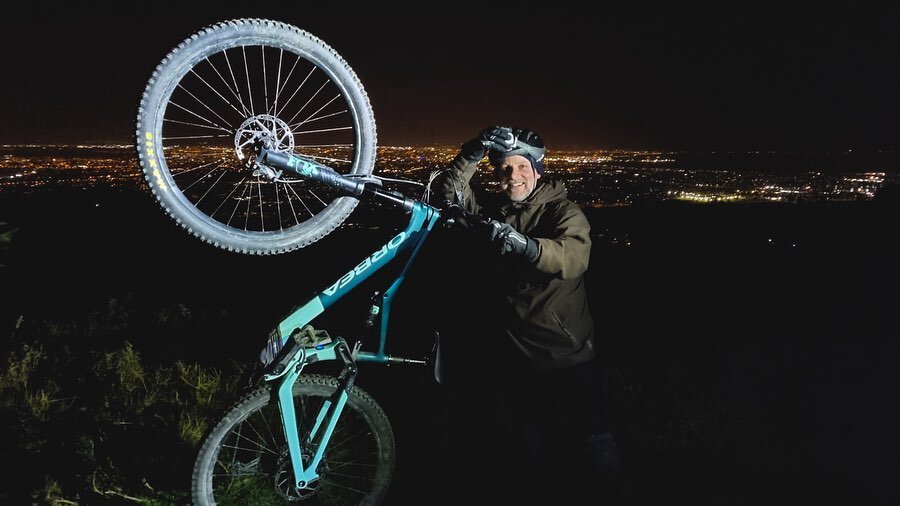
479, 126, 516, 153
459, 138, 486, 163
459, 126, 517, 163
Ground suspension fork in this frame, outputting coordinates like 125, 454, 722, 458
273, 337, 358, 489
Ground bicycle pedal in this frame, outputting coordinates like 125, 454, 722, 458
293, 324, 333, 348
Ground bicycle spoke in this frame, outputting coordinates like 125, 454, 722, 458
206, 55, 249, 118
226, 183, 251, 227
176, 83, 236, 130
272, 49, 304, 119
164, 118, 233, 134
324, 454, 380, 474
166, 100, 231, 133
280, 181, 304, 225
219, 439, 276, 458
292, 94, 342, 129
286, 80, 329, 126
294, 126, 354, 135
321, 473, 374, 492
257, 177, 265, 231
224, 423, 244, 484
276, 64, 316, 119
190, 65, 248, 120
271, 48, 284, 116
324, 427, 377, 455
285, 182, 318, 218
211, 177, 246, 220
274, 182, 284, 230
162, 134, 232, 141
241, 45, 255, 116
287, 109, 348, 130
276, 473, 292, 494
179, 162, 224, 193
244, 180, 254, 230
194, 169, 230, 207
261, 45, 269, 113
223, 49, 252, 117
169, 158, 225, 177
307, 188, 329, 207
293, 143, 354, 148
232, 417, 279, 457
296, 393, 318, 437
304, 153, 353, 164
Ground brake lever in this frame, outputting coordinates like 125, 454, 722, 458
441, 204, 491, 230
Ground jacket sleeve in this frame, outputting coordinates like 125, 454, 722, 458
532, 202, 592, 279
428, 153, 483, 215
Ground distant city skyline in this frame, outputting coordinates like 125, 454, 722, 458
2, 145, 893, 208
2, 7, 900, 151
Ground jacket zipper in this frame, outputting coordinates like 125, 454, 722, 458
549, 310, 576, 340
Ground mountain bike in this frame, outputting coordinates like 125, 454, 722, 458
135, 18, 458, 505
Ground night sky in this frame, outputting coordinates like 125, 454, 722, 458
2, 6, 899, 150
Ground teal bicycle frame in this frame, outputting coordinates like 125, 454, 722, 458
254, 148, 441, 489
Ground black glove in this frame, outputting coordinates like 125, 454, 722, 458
459, 138, 485, 163
488, 220, 539, 262
479, 126, 516, 153
458, 126, 516, 163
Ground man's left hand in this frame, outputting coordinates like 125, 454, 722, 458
488, 220, 539, 261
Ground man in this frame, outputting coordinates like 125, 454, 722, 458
428, 126, 623, 498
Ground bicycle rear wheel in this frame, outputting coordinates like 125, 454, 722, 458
136, 18, 376, 254
192, 374, 395, 505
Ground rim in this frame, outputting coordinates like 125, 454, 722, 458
153, 40, 363, 236
207, 391, 382, 504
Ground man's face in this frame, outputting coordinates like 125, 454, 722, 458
497, 155, 541, 202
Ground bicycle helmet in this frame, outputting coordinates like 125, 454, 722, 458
488, 128, 546, 175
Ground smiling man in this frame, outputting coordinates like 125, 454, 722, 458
427, 126, 623, 498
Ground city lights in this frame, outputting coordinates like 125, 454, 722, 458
0, 144, 894, 206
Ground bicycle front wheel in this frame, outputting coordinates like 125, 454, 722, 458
192, 374, 395, 505
136, 18, 377, 254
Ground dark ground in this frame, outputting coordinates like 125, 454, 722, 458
1, 186, 898, 505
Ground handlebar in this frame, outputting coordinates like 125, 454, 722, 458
439, 203, 494, 231
256, 146, 495, 233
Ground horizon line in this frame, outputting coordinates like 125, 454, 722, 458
2, 143, 897, 156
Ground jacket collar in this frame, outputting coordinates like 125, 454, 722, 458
499, 180, 566, 215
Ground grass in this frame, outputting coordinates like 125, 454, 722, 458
0, 289, 792, 504
0, 296, 246, 504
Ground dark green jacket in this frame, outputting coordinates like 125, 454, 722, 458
430, 155, 595, 371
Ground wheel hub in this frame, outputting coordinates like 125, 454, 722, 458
234, 114, 294, 160
274, 446, 323, 501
